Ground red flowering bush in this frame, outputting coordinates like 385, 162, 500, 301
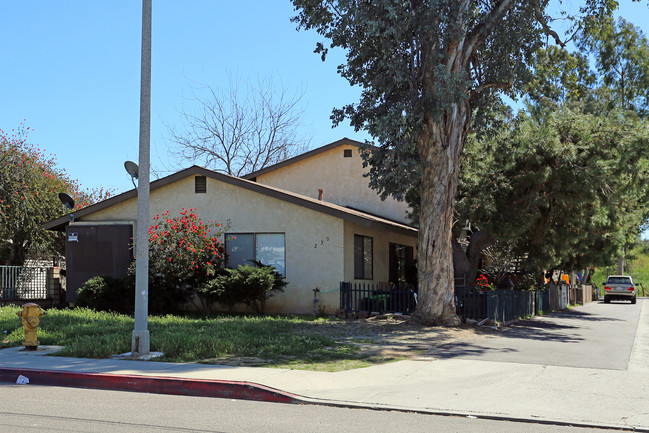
474, 274, 494, 292
144, 208, 226, 313
0, 123, 113, 265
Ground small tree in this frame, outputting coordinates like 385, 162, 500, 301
167, 75, 310, 176
0, 124, 112, 265
144, 208, 226, 313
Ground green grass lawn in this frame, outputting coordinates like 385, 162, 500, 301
0, 306, 375, 370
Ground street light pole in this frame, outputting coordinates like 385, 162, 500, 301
132, 0, 152, 356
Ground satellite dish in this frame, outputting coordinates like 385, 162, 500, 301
58, 192, 75, 210
124, 161, 139, 178
124, 161, 139, 188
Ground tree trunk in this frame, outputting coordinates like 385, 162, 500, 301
617, 253, 624, 275
413, 105, 469, 326
452, 238, 471, 284
582, 268, 590, 285
6, 238, 28, 266
453, 231, 496, 294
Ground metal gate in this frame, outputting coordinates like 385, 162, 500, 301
0, 266, 48, 300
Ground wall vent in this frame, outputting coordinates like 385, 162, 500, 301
344, 149, 352, 158
195, 176, 207, 193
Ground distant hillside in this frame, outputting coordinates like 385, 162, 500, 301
591, 241, 649, 297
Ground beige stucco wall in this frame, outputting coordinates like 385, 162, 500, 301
343, 221, 418, 284
255, 143, 413, 225
77, 176, 346, 314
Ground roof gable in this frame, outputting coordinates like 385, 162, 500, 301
43, 165, 416, 236
242, 137, 369, 180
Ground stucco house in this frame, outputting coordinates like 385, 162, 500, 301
44, 138, 418, 314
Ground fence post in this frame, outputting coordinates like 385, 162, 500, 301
46, 267, 62, 306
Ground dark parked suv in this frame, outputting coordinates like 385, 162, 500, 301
604, 275, 637, 304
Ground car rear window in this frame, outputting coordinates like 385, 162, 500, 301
607, 277, 632, 284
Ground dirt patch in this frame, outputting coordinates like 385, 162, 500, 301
311, 314, 496, 360
202, 314, 500, 370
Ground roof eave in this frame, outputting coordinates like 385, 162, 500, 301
42, 164, 417, 238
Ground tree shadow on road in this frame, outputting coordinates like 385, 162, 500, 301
429, 313, 591, 360
430, 306, 630, 360
538, 308, 624, 322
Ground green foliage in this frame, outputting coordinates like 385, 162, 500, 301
515, 273, 543, 291
450, 14, 649, 286
591, 241, 649, 292
525, 46, 596, 109
142, 208, 226, 313
291, 1, 622, 323
75, 275, 134, 313
457, 104, 649, 272
578, 16, 649, 115
290, 1, 618, 200
198, 262, 287, 314
628, 244, 649, 291
0, 124, 112, 265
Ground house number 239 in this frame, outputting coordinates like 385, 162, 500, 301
314, 237, 330, 248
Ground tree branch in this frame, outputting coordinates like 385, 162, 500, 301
464, 0, 516, 64
532, 0, 565, 48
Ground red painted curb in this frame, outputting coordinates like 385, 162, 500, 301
0, 368, 301, 403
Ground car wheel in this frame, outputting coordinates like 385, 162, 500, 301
605, 296, 610, 303
632, 297, 637, 304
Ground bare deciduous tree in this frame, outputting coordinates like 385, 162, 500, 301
167, 76, 310, 176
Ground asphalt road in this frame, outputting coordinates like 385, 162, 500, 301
0, 385, 628, 433
433, 299, 642, 369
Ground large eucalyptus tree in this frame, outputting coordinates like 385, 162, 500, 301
291, 0, 623, 325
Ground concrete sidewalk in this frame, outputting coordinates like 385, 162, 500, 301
2, 301, 649, 431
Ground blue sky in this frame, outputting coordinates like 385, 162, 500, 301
2, 1, 368, 194
2, 1, 649, 196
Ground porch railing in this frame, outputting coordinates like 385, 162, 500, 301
0, 266, 48, 300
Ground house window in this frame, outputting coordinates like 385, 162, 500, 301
225, 233, 285, 276
344, 149, 353, 158
389, 243, 415, 285
195, 176, 207, 193
354, 235, 373, 280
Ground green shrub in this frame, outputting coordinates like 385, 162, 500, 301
515, 273, 543, 291
76, 275, 134, 312
197, 263, 287, 314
